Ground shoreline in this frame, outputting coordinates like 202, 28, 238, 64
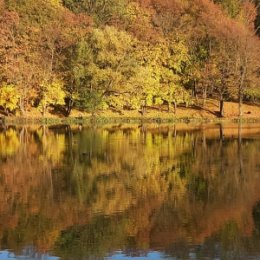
1, 99, 260, 126
1, 115, 260, 126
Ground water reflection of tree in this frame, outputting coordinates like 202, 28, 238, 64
0, 124, 259, 259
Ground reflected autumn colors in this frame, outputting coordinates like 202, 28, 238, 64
0, 123, 260, 260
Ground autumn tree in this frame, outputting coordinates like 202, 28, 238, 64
69, 26, 138, 114
0, 84, 20, 114
39, 80, 66, 116
235, 1, 260, 116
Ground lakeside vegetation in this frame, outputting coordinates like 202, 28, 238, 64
0, 0, 260, 119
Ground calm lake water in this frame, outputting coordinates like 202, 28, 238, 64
0, 123, 260, 260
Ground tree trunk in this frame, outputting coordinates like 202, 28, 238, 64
193, 80, 197, 98
66, 98, 73, 117
238, 90, 243, 117
173, 101, 177, 115
19, 97, 25, 116
42, 105, 46, 117
219, 97, 224, 117
238, 65, 246, 117
141, 105, 146, 115
203, 87, 207, 107
50, 48, 54, 73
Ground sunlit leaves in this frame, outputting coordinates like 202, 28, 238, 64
39, 80, 66, 115
0, 84, 20, 113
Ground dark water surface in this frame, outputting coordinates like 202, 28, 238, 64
0, 123, 260, 260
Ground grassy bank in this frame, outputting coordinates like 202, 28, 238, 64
2, 115, 260, 126
1, 99, 260, 125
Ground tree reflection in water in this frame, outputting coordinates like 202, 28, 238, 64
0, 123, 259, 260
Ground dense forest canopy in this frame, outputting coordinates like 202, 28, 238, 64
0, 0, 259, 117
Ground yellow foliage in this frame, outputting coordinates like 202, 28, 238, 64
0, 84, 20, 112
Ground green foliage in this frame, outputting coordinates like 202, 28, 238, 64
244, 87, 260, 102
76, 91, 105, 114
0, 84, 20, 113
62, 0, 127, 24
214, 0, 242, 18
71, 26, 138, 112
